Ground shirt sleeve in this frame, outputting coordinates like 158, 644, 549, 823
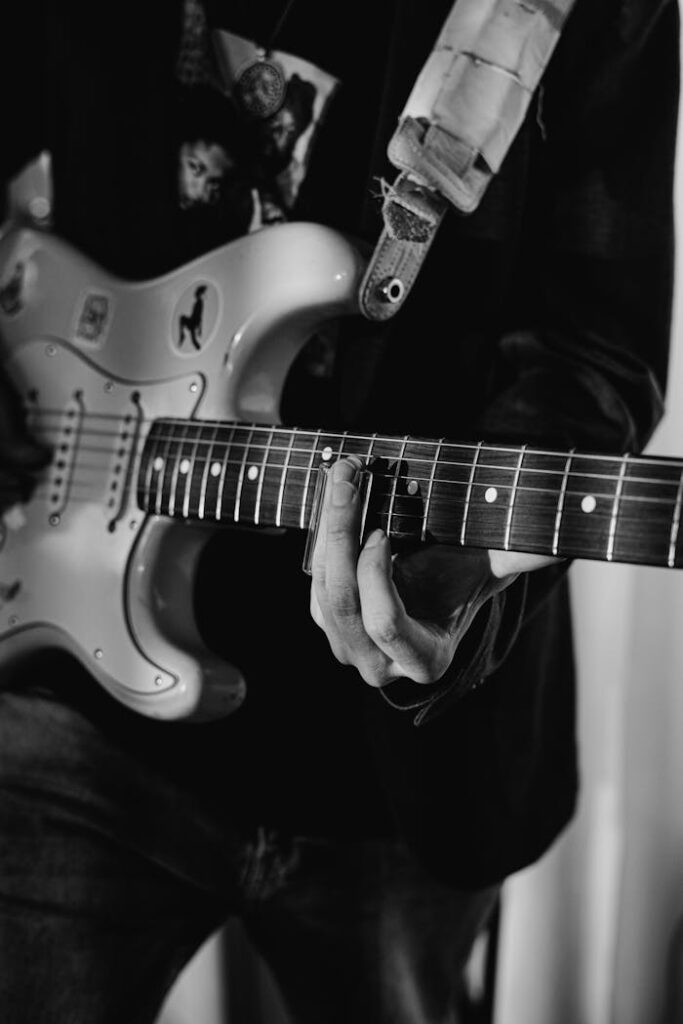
0, 6, 50, 219
381, 0, 680, 722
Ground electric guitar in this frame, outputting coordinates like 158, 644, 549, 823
0, 222, 681, 721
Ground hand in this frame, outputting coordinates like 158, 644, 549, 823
309, 457, 560, 688
0, 364, 51, 515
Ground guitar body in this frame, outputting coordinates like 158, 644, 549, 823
0, 222, 364, 719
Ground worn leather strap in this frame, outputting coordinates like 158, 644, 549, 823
360, 0, 578, 321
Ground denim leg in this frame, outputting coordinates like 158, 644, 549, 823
0, 686, 232, 1024
239, 834, 500, 1024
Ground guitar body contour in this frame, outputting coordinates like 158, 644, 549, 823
0, 222, 364, 719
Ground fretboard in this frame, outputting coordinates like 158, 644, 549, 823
136, 419, 683, 569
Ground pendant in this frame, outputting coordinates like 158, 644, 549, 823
234, 55, 287, 120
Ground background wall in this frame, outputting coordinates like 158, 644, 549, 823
494, 67, 683, 1024
159, 55, 683, 1024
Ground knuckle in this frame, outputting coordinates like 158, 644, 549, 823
363, 608, 403, 648
328, 589, 360, 621
359, 660, 391, 688
327, 585, 360, 622
310, 558, 327, 589
328, 638, 352, 666
309, 595, 324, 628
325, 512, 355, 541
408, 650, 449, 685
410, 663, 441, 685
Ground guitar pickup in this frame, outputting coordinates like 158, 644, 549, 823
302, 463, 374, 575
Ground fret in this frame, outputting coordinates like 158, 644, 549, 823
383, 438, 441, 542
386, 436, 409, 539
606, 455, 629, 562
360, 433, 378, 539
505, 450, 569, 556
669, 466, 683, 567
215, 424, 237, 520
275, 430, 296, 528
504, 445, 527, 551
300, 429, 323, 530
556, 454, 625, 561
133, 422, 683, 571
616, 455, 680, 567
156, 421, 184, 516
234, 426, 258, 523
421, 439, 444, 542
462, 445, 522, 550
168, 420, 192, 517
182, 424, 204, 519
552, 450, 574, 556
460, 442, 483, 546
274, 429, 316, 530
197, 422, 220, 520
139, 422, 164, 513
337, 430, 351, 458
254, 429, 274, 526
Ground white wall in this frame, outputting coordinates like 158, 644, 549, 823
495, 59, 683, 1024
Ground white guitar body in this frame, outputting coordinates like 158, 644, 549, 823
0, 222, 364, 719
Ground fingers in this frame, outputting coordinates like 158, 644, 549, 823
357, 531, 453, 683
309, 458, 480, 689
0, 366, 51, 473
310, 457, 389, 683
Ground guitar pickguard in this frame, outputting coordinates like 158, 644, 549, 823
0, 222, 364, 718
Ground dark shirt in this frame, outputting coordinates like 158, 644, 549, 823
0, 0, 678, 886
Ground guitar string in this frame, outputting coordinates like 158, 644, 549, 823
8, 422, 683, 503
0, 479, 672, 533
23, 408, 683, 475
15, 425, 683, 496
3, 444, 682, 508
2, 468, 679, 523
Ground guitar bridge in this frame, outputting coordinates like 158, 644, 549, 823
302, 463, 374, 575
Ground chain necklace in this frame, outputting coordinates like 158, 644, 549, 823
234, 0, 298, 119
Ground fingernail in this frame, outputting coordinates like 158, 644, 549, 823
364, 529, 387, 548
331, 480, 357, 507
332, 457, 360, 483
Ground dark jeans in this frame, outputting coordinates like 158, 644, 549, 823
0, 686, 499, 1024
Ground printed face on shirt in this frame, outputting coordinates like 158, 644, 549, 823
178, 139, 234, 209
253, 92, 310, 171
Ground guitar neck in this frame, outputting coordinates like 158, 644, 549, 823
136, 419, 683, 569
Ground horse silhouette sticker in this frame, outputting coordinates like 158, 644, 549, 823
173, 281, 219, 357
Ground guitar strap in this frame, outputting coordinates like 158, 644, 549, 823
359, 0, 579, 321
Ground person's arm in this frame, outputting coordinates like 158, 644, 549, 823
0, 5, 53, 501
0, 3, 50, 223
309, 0, 679, 717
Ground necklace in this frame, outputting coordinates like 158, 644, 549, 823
234, 0, 298, 119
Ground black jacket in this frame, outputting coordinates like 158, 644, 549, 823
1, 0, 678, 886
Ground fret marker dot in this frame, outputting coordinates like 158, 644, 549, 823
152, 457, 164, 472
210, 462, 221, 477
247, 466, 259, 482
179, 459, 190, 475
321, 447, 333, 462
407, 480, 419, 496
485, 487, 498, 504
581, 495, 597, 514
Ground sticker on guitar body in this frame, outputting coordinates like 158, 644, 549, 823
173, 280, 220, 356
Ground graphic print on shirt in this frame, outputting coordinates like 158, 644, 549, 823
211, 30, 339, 228
173, 5, 342, 389
174, 8, 339, 236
